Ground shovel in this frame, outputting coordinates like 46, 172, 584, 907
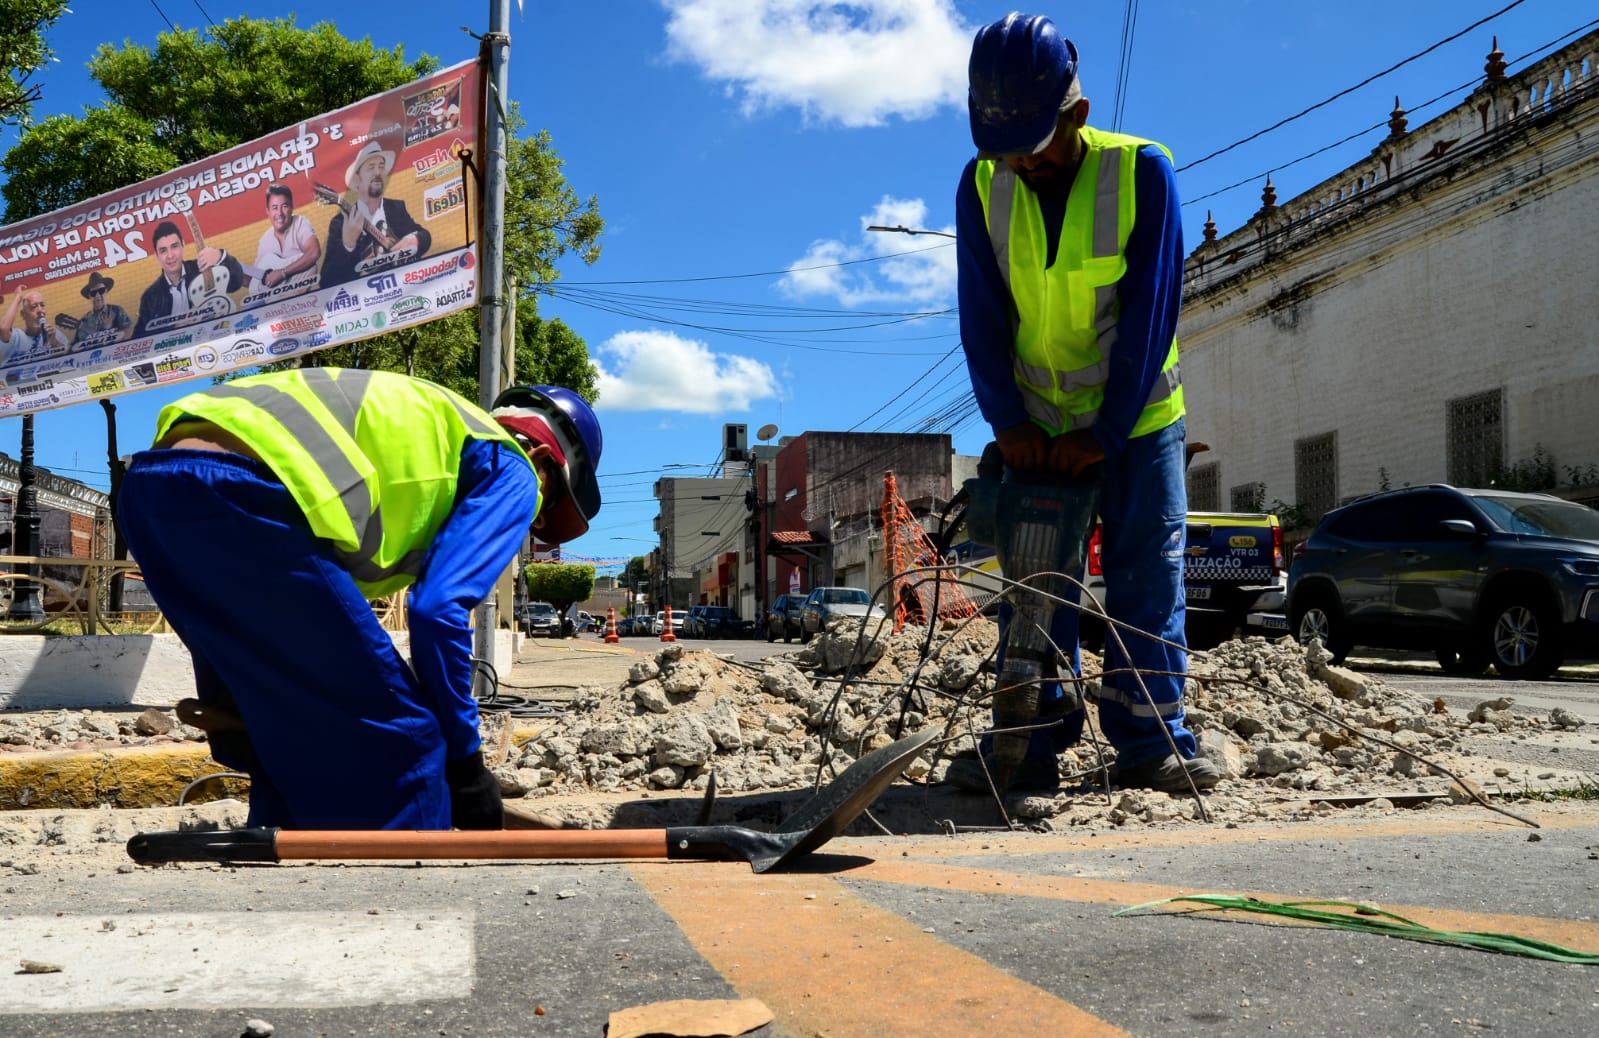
127, 728, 938, 874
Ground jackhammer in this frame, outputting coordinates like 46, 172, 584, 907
962, 444, 1101, 792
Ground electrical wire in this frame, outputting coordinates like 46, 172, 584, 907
1181, 19, 1599, 209
1110, 0, 1141, 132
146, 0, 177, 33
1175, 0, 1534, 173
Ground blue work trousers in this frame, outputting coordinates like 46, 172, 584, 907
994, 417, 1198, 767
118, 444, 533, 830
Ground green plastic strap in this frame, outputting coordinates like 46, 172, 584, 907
1114, 895, 1599, 965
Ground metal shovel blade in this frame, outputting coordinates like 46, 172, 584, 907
127, 728, 938, 874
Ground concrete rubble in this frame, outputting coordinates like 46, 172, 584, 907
488, 620, 1594, 828
2, 619, 1594, 832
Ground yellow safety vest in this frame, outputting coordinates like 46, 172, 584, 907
155, 368, 535, 598
975, 124, 1183, 439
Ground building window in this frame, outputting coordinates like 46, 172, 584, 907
1447, 388, 1504, 488
1294, 431, 1338, 523
1187, 462, 1219, 511
1230, 481, 1265, 513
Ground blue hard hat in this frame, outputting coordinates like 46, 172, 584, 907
491, 384, 603, 542
967, 13, 1079, 157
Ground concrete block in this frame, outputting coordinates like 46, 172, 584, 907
0, 628, 517, 711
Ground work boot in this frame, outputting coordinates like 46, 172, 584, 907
1110, 753, 1221, 793
942, 753, 1059, 794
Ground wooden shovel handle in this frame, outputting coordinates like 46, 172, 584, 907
274, 828, 670, 861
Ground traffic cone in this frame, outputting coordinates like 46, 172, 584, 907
604, 606, 620, 644
660, 603, 677, 643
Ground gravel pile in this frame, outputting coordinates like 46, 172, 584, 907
0, 706, 208, 754
495, 619, 1592, 826
4, 618, 1592, 831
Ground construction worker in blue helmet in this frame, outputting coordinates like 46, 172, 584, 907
117, 369, 603, 830
947, 13, 1220, 794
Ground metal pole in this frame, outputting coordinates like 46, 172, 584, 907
7, 414, 46, 621
472, 0, 513, 687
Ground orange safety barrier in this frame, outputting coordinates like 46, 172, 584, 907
660, 603, 677, 642
604, 606, 620, 644
882, 472, 978, 632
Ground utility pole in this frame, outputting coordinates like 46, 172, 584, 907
6, 415, 45, 621
471, 0, 513, 691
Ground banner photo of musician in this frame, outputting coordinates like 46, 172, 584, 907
0, 59, 480, 418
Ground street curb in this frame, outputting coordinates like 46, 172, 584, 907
0, 743, 248, 812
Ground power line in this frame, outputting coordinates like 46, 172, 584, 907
1181, 18, 1599, 209
551, 241, 952, 287
1110, 0, 1141, 132
146, 0, 177, 32
189, 0, 218, 31
1175, 0, 1533, 173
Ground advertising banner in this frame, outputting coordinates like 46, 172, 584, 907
0, 59, 482, 417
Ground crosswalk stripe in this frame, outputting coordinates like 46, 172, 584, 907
0, 911, 474, 1013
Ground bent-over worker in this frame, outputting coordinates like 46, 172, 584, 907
118, 369, 603, 829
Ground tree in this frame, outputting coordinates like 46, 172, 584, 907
1, 15, 604, 596
0, 16, 603, 399
0, 1, 69, 128
525, 562, 595, 629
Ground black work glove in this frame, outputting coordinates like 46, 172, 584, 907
443, 750, 504, 830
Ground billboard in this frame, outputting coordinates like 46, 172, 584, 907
0, 59, 482, 417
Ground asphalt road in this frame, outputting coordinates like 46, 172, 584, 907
5, 633, 1595, 1036
3, 804, 1597, 1037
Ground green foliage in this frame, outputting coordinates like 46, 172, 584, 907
0, 16, 604, 399
621, 555, 650, 594
2, 107, 176, 217
1500, 775, 1599, 803
524, 561, 595, 616
88, 17, 437, 167
1268, 498, 1315, 532
1489, 443, 1557, 493
0, 0, 69, 128
2, 16, 435, 220
1563, 462, 1599, 489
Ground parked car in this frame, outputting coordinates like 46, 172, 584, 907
650, 610, 688, 637
798, 586, 889, 642
575, 610, 602, 634
1286, 484, 1599, 679
766, 593, 806, 643
518, 601, 563, 638
685, 604, 738, 638
616, 613, 648, 636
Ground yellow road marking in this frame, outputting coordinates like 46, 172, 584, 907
632, 864, 1130, 1037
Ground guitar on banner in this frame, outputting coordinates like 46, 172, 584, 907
182, 211, 243, 316
312, 182, 405, 268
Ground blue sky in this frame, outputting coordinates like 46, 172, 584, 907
5, 0, 1591, 572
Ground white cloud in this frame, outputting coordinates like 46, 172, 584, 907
660, 0, 972, 127
594, 329, 781, 414
779, 195, 956, 306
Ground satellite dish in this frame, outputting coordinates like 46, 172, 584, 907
756, 423, 779, 442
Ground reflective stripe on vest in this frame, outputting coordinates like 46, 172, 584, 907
977, 127, 1183, 438
178, 369, 514, 588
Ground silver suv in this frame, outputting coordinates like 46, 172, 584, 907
1287, 485, 1599, 678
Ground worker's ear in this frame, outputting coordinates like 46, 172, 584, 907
523, 442, 556, 529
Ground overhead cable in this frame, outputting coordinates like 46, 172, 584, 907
1175, 0, 1533, 173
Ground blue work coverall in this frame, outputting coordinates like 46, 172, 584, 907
956, 144, 1199, 768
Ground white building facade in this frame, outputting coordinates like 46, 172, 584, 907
1178, 34, 1599, 524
